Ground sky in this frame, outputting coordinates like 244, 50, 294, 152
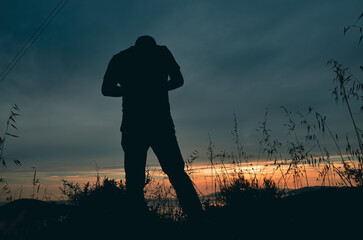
0, 0, 362, 198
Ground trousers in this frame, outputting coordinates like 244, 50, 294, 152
121, 127, 202, 217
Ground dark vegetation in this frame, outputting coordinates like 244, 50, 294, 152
0, 177, 362, 239
0, 105, 21, 202
1, 12, 363, 240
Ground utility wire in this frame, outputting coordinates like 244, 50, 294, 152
0, 0, 65, 81
0, 0, 69, 82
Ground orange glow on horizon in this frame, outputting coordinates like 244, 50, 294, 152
0, 157, 357, 202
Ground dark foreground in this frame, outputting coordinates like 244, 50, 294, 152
0, 187, 362, 240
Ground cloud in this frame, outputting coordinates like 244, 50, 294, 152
0, 0, 362, 175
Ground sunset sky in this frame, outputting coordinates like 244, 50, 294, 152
0, 0, 362, 199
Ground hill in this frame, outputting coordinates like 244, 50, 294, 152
0, 186, 362, 240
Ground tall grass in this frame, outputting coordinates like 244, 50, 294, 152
0, 104, 21, 168
0, 104, 21, 201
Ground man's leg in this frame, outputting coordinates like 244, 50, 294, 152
151, 130, 203, 218
121, 131, 149, 211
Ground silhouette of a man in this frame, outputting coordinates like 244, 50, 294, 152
102, 36, 202, 218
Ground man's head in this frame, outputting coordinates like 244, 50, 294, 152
135, 35, 157, 49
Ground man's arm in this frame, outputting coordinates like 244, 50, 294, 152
101, 56, 125, 97
166, 69, 184, 91
164, 46, 184, 91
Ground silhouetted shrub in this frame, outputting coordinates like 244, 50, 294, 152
219, 173, 282, 207
60, 177, 126, 206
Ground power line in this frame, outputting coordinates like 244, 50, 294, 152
0, 0, 65, 81
0, 0, 69, 82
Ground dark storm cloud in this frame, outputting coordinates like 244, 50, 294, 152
0, 0, 362, 172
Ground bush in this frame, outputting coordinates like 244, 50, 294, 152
220, 173, 282, 207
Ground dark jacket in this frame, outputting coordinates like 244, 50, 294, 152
102, 45, 184, 132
